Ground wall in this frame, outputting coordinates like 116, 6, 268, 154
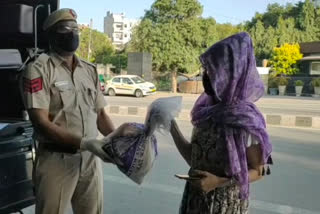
127, 52, 153, 81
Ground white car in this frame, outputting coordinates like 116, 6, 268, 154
105, 75, 156, 97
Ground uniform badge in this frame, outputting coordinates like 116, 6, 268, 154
69, 9, 77, 19
24, 77, 43, 93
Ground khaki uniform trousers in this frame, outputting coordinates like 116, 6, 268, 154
33, 148, 103, 214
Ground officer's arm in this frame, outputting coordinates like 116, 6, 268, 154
97, 108, 115, 136
28, 108, 82, 149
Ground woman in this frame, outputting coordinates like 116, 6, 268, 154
170, 32, 273, 214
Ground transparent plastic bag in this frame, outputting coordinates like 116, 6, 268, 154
102, 96, 182, 184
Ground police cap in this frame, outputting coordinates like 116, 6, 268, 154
43, 8, 78, 31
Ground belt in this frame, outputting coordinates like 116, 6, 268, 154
39, 143, 79, 154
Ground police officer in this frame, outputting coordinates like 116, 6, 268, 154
22, 8, 134, 214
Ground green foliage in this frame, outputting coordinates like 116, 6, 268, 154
311, 77, 320, 87
295, 80, 304, 86
215, 23, 240, 41
155, 78, 171, 91
269, 43, 303, 76
276, 76, 290, 86
95, 50, 128, 73
245, 0, 320, 63
76, 27, 127, 73
268, 77, 278, 88
249, 20, 277, 64
128, 0, 320, 80
77, 28, 114, 62
130, 0, 207, 75
129, 0, 218, 92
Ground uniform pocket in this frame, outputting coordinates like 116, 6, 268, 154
82, 84, 97, 109
80, 84, 98, 138
58, 88, 76, 111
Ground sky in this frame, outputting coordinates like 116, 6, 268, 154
60, 0, 302, 32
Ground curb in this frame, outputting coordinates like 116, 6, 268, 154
105, 106, 320, 129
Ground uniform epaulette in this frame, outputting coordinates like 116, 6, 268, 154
32, 53, 50, 69
36, 53, 50, 63
80, 59, 96, 69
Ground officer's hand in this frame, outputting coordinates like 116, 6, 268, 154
80, 138, 114, 163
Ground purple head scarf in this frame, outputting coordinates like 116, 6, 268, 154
191, 32, 272, 199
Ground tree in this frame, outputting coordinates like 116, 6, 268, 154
298, 0, 319, 41
269, 43, 303, 77
129, 0, 206, 92
199, 18, 218, 49
245, 1, 320, 64
249, 20, 278, 65
215, 23, 240, 41
276, 17, 301, 45
76, 27, 128, 73
77, 27, 114, 62
93, 47, 128, 73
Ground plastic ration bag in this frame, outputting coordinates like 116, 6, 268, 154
102, 96, 182, 184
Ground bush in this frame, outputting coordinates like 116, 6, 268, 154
276, 76, 289, 86
268, 78, 278, 88
155, 79, 171, 91
311, 77, 320, 87
269, 43, 303, 76
295, 80, 304, 86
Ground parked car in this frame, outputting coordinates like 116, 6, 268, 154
105, 75, 156, 97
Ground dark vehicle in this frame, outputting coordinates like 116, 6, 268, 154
0, 0, 59, 213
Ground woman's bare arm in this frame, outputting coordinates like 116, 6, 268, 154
170, 120, 192, 166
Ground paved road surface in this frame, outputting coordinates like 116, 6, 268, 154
23, 115, 320, 214
105, 93, 320, 117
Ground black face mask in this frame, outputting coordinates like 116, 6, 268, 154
203, 72, 220, 103
203, 72, 215, 96
52, 31, 79, 53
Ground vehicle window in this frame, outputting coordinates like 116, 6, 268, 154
123, 78, 133, 85
131, 76, 145, 84
112, 78, 121, 83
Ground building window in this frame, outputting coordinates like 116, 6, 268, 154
116, 24, 122, 28
124, 34, 127, 38
311, 62, 320, 75
124, 24, 127, 28
115, 33, 122, 39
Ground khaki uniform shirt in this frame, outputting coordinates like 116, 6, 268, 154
22, 52, 106, 143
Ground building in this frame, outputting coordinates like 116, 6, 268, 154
280, 42, 320, 95
104, 11, 139, 49
127, 52, 152, 81
300, 42, 320, 76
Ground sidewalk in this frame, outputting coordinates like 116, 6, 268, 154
104, 92, 320, 129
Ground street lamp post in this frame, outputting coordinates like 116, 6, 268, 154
118, 53, 121, 74
87, 19, 93, 61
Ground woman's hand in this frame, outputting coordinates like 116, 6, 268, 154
188, 170, 227, 194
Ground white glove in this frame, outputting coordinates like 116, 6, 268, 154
80, 138, 114, 163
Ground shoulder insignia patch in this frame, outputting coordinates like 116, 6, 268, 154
24, 77, 43, 93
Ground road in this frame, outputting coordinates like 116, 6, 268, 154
23, 115, 320, 214
105, 93, 320, 117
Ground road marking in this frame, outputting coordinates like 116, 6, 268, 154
104, 174, 319, 214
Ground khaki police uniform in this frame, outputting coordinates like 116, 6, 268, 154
22, 51, 106, 214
